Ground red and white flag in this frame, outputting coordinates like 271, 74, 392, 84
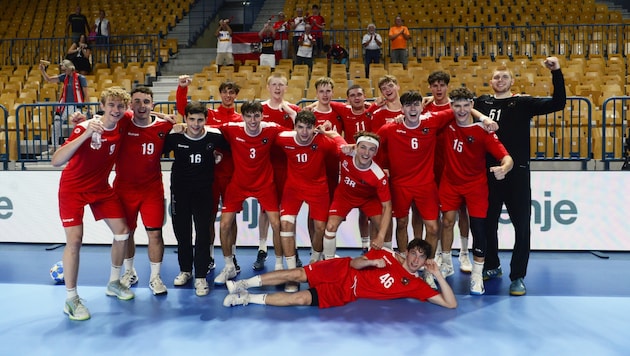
232, 32, 261, 62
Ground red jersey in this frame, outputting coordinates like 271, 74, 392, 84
273, 20, 290, 40
59, 120, 124, 193
441, 122, 509, 186
335, 152, 391, 205
313, 106, 344, 133
376, 109, 454, 187
275, 131, 345, 188
423, 101, 452, 184
371, 106, 403, 132
307, 15, 325, 38
352, 248, 439, 301
330, 101, 374, 143
219, 121, 286, 189
263, 101, 299, 168
114, 115, 173, 190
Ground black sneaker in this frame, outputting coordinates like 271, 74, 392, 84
295, 249, 303, 268
233, 256, 241, 274
208, 257, 215, 272
252, 250, 267, 271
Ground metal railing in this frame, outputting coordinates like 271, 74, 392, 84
601, 96, 630, 169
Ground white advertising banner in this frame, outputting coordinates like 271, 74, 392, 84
0, 171, 627, 250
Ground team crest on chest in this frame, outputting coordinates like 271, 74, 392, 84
401, 277, 409, 285
311, 144, 318, 150
467, 136, 475, 143
422, 127, 430, 135
262, 138, 269, 144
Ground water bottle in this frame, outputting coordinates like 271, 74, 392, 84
90, 132, 102, 150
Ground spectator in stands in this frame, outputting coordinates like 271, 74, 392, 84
66, 34, 92, 75
273, 12, 290, 60
51, 87, 134, 321
259, 20, 276, 68
307, 4, 326, 57
473, 57, 566, 296
93, 9, 111, 45
290, 7, 306, 60
39, 59, 88, 147
295, 24, 314, 71
362, 23, 383, 78
324, 43, 349, 66
67, 6, 90, 43
388, 16, 411, 69
215, 18, 234, 70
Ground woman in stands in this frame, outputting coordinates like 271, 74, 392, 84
66, 34, 92, 75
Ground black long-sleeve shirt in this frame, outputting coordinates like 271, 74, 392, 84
474, 70, 566, 167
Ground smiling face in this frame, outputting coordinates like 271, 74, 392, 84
219, 87, 238, 108
450, 98, 474, 125
242, 110, 263, 136
100, 98, 128, 128
130, 91, 154, 124
490, 69, 514, 96
185, 113, 206, 138
379, 80, 400, 103
402, 100, 423, 127
355, 140, 378, 169
404, 247, 428, 273
294, 121, 315, 145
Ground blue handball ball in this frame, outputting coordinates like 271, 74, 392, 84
50, 261, 64, 284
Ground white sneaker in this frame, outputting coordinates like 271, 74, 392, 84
173, 271, 192, 286
120, 269, 138, 288
149, 275, 168, 295
424, 272, 438, 290
459, 252, 473, 273
226, 279, 248, 294
439, 262, 455, 278
284, 281, 299, 293
434, 254, 443, 267
195, 278, 209, 296
223, 291, 250, 307
64, 296, 90, 321
214, 266, 237, 285
470, 274, 485, 295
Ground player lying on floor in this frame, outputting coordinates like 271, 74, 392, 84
223, 238, 457, 309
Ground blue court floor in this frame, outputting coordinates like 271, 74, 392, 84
0, 243, 628, 356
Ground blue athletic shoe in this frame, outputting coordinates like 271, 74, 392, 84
482, 266, 503, 281
509, 278, 527, 296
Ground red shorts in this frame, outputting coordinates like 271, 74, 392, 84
212, 174, 231, 216
391, 182, 439, 220
58, 188, 125, 227
305, 257, 356, 308
328, 192, 383, 218
116, 182, 165, 230
439, 179, 488, 218
280, 184, 329, 222
222, 181, 279, 213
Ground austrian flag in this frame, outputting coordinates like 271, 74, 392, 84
232, 32, 262, 62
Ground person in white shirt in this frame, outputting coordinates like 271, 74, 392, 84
362, 24, 383, 77
215, 19, 234, 70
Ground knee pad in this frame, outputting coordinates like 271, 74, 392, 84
113, 233, 129, 241
280, 215, 297, 224
280, 231, 295, 238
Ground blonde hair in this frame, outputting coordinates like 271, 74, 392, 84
61, 59, 75, 71
100, 86, 131, 105
266, 72, 288, 85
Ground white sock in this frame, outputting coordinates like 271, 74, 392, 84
123, 257, 134, 271
435, 243, 442, 255
383, 241, 393, 250
275, 255, 284, 271
286, 255, 297, 270
246, 275, 262, 288
224, 255, 235, 269
249, 293, 266, 305
231, 244, 237, 257
150, 262, 161, 279
66, 287, 78, 300
310, 250, 322, 263
472, 261, 484, 277
442, 251, 453, 266
361, 236, 369, 249
323, 234, 336, 259
259, 238, 268, 252
110, 265, 122, 282
460, 237, 469, 253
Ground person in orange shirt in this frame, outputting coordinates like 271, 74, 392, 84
388, 16, 411, 69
